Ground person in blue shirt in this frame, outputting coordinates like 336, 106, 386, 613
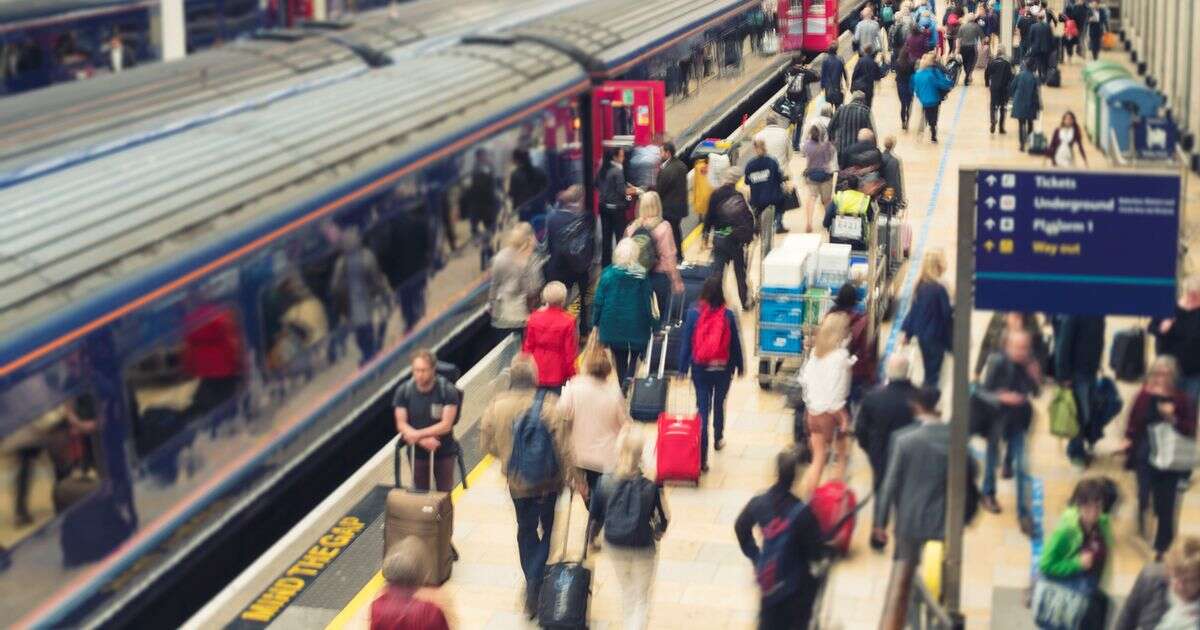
900, 249, 953, 387
744, 138, 788, 234
910, 53, 954, 143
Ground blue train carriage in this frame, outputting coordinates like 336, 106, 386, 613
0, 37, 586, 626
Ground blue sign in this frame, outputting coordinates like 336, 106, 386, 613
1134, 117, 1178, 161
974, 168, 1181, 316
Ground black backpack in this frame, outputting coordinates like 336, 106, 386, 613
554, 210, 595, 275
602, 476, 658, 547
631, 224, 660, 271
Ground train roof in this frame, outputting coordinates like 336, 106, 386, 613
0, 0, 150, 26
0, 0, 577, 171
0, 0, 758, 364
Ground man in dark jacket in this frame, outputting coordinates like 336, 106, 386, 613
979, 329, 1041, 535
819, 43, 847, 107
1025, 10, 1055, 83
830, 92, 877, 168
880, 135, 906, 209
543, 185, 594, 335
984, 53, 1015, 134
850, 46, 888, 109
703, 167, 755, 310
656, 143, 689, 260
786, 62, 820, 150
1054, 315, 1106, 465
735, 449, 824, 629
744, 139, 787, 234
842, 128, 884, 171
508, 149, 547, 221
855, 354, 918, 491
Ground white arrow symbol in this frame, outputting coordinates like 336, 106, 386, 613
985, 197, 996, 209
984, 218, 996, 230
985, 174, 997, 186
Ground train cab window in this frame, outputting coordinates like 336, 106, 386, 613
0, 393, 102, 547
124, 303, 246, 460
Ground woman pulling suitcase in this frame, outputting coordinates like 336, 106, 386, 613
678, 276, 745, 473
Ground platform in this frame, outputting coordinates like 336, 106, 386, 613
190, 40, 1200, 630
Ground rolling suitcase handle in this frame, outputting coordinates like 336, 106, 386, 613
394, 442, 438, 492
559, 487, 589, 562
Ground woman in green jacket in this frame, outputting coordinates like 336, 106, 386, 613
1037, 477, 1117, 628
593, 238, 660, 386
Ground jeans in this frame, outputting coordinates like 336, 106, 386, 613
666, 216, 685, 262
601, 211, 629, 267
1137, 463, 1184, 553
609, 546, 657, 630
712, 237, 749, 307
989, 96, 1008, 131
759, 587, 816, 630
960, 44, 977, 84
396, 273, 427, 333
610, 345, 645, 387
693, 368, 732, 467
790, 102, 807, 150
983, 418, 1030, 520
353, 323, 378, 366
1018, 118, 1034, 150
897, 77, 913, 128
513, 493, 558, 600
922, 104, 941, 141
1066, 375, 1098, 460
917, 337, 945, 388
649, 271, 673, 324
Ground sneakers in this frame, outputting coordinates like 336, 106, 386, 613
715, 438, 726, 451
701, 463, 710, 473
1019, 516, 1035, 538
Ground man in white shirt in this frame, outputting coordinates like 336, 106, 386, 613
753, 114, 792, 172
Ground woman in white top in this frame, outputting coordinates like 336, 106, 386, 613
798, 312, 855, 498
557, 331, 631, 548
1048, 110, 1088, 167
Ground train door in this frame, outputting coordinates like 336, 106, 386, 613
778, 0, 839, 55
589, 80, 666, 204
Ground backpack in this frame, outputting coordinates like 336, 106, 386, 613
1064, 18, 1079, 38
631, 223, 660, 271
755, 502, 809, 605
602, 476, 658, 547
718, 194, 755, 244
555, 210, 595, 275
692, 304, 731, 365
399, 374, 463, 425
947, 12, 960, 27
881, 5, 894, 23
508, 391, 559, 487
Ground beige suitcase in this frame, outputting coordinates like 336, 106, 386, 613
383, 443, 453, 585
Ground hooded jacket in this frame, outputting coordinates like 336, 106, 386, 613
592, 265, 659, 348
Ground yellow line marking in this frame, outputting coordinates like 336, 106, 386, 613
325, 453, 496, 630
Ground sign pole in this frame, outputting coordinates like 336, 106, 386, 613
944, 169, 976, 623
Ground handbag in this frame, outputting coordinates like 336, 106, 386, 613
1032, 574, 1094, 630
1149, 422, 1199, 472
804, 167, 833, 183
781, 187, 801, 211
1048, 387, 1079, 439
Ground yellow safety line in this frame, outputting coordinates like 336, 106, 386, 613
325, 453, 496, 630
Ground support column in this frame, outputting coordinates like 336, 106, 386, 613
1000, 0, 1014, 59
159, 0, 186, 61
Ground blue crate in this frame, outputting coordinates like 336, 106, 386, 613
759, 298, 804, 325
850, 253, 868, 268
761, 285, 805, 296
759, 325, 803, 355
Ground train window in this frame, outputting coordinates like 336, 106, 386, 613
124, 302, 246, 460
0, 392, 103, 547
259, 273, 331, 380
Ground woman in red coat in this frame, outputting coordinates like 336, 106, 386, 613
1123, 356, 1197, 559
522, 281, 578, 392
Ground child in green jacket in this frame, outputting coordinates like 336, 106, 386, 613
1037, 477, 1118, 627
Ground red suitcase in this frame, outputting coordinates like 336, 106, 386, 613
810, 480, 857, 555
655, 413, 701, 484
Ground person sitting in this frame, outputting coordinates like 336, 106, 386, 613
823, 174, 875, 251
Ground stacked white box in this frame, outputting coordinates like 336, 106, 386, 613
762, 247, 807, 289
779, 233, 822, 285
815, 243, 852, 289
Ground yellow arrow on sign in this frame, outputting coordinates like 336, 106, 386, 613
984, 240, 995, 252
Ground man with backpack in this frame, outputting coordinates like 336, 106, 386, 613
543, 185, 595, 336
703, 167, 756, 311
480, 354, 577, 619
735, 449, 824, 629
784, 63, 820, 151
393, 349, 461, 492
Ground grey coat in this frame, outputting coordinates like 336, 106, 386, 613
873, 421, 950, 541
1113, 564, 1174, 630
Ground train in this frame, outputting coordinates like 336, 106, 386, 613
0, 0, 824, 625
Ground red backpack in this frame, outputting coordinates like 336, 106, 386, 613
692, 303, 731, 365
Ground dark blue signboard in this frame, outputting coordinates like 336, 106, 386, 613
975, 168, 1181, 316
1134, 117, 1179, 161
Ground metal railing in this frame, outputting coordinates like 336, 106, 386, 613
907, 579, 957, 630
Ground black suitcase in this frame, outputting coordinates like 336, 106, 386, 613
1046, 66, 1062, 87
678, 261, 715, 317
649, 295, 684, 373
1109, 327, 1147, 382
630, 330, 670, 422
538, 490, 592, 629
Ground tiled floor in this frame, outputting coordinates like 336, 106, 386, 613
333, 39, 1200, 630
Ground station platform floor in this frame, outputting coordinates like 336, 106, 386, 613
193, 43, 1200, 630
